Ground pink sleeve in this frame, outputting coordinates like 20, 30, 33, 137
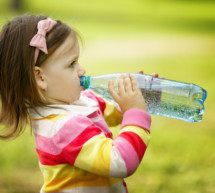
121, 109, 151, 133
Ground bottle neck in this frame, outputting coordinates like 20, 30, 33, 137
80, 76, 91, 89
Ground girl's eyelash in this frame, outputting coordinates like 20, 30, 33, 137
70, 61, 76, 67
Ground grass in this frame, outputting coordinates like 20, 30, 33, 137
0, 0, 215, 192
126, 126, 215, 193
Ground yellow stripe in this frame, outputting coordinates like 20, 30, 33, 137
74, 133, 112, 176
92, 135, 112, 175
43, 174, 121, 191
104, 99, 122, 127
39, 163, 85, 180
32, 114, 67, 122
119, 126, 150, 146
39, 163, 121, 192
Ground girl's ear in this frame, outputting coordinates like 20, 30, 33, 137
34, 66, 47, 91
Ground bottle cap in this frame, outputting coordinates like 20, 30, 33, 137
80, 76, 90, 89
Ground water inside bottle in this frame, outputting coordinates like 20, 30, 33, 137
92, 85, 206, 122
140, 84, 206, 122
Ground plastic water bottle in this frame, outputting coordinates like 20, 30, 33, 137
80, 73, 207, 122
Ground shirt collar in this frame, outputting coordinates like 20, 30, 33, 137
29, 95, 99, 119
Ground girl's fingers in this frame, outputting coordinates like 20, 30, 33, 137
124, 74, 132, 92
130, 75, 139, 91
152, 73, 159, 77
118, 74, 125, 95
108, 80, 119, 101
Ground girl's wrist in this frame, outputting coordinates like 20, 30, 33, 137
121, 108, 151, 133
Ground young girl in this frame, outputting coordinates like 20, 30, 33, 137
0, 15, 152, 193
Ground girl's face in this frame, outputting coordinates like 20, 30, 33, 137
38, 32, 86, 105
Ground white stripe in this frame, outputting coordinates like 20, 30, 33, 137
90, 116, 102, 123
40, 181, 126, 193
32, 115, 71, 138
109, 146, 127, 178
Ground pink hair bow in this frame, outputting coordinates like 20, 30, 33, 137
29, 18, 57, 64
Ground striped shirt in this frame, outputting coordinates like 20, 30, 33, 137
30, 90, 151, 193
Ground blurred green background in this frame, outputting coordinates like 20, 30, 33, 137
0, 0, 214, 192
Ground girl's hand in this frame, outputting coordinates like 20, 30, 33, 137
138, 70, 159, 78
108, 73, 146, 114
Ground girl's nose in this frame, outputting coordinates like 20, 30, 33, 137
78, 64, 86, 77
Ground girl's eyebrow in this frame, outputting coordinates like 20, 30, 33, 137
71, 56, 79, 61
64, 55, 79, 66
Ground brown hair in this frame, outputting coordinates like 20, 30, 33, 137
0, 15, 73, 140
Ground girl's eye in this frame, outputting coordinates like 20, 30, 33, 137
70, 61, 76, 67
